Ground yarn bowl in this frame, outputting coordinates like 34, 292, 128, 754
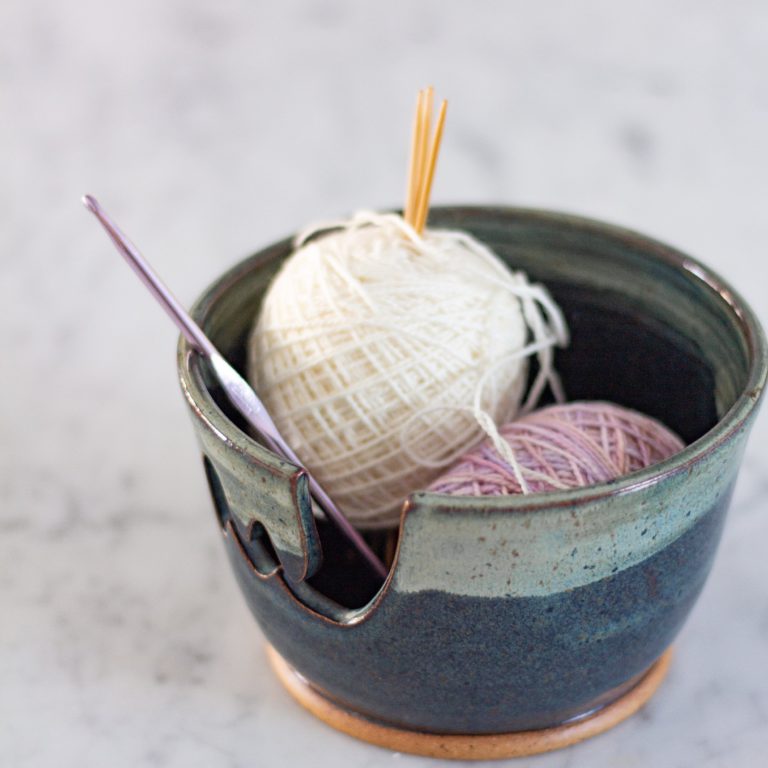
177, 207, 766, 755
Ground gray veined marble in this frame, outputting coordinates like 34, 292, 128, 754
2, 0, 768, 766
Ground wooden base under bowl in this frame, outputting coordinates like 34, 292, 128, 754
266, 645, 672, 760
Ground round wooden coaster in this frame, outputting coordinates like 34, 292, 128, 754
266, 645, 672, 760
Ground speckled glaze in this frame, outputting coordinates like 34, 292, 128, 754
178, 208, 767, 734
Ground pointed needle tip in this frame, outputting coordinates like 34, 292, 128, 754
82, 194, 98, 214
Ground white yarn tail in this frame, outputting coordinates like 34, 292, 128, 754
471, 282, 568, 494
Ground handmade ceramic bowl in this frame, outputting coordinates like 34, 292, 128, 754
178, 208, 766, 759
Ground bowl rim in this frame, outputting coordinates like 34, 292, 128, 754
178, 205, 768, 517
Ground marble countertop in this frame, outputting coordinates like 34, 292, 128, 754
2, 1, 767, 766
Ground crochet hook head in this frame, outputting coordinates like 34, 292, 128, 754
82, 195, 387, 580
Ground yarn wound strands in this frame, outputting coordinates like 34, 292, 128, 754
428, 402, 685, 497
248, 212, 568, 528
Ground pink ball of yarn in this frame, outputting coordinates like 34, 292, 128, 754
427, 401, 685, 496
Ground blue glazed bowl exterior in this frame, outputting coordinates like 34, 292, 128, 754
178, 208, 767, 734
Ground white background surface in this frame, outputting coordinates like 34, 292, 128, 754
2, 2, 767, 766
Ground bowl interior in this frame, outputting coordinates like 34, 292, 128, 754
196, 207, 753, 446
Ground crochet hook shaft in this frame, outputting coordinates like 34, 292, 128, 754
82, 195, 387, 580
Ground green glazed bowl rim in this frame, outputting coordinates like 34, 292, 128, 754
180, 205, 768, 516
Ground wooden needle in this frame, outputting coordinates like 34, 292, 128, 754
404, 87, 447, 233
405, 90, 424, 225
414, 86, 433, 221
414, 98, 448, 233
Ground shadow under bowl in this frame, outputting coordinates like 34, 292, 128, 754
177, 207, 767, 748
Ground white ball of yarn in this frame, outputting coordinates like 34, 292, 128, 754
247, 212, 567, 528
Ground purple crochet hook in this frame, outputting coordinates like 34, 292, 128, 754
82, 195, 387, 580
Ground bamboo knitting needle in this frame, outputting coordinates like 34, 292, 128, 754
404, 89, 425, 225
415, 86, 433, 211
414, 98, 447, 233
405, 88, 430, 226
404, 87, 447, 234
